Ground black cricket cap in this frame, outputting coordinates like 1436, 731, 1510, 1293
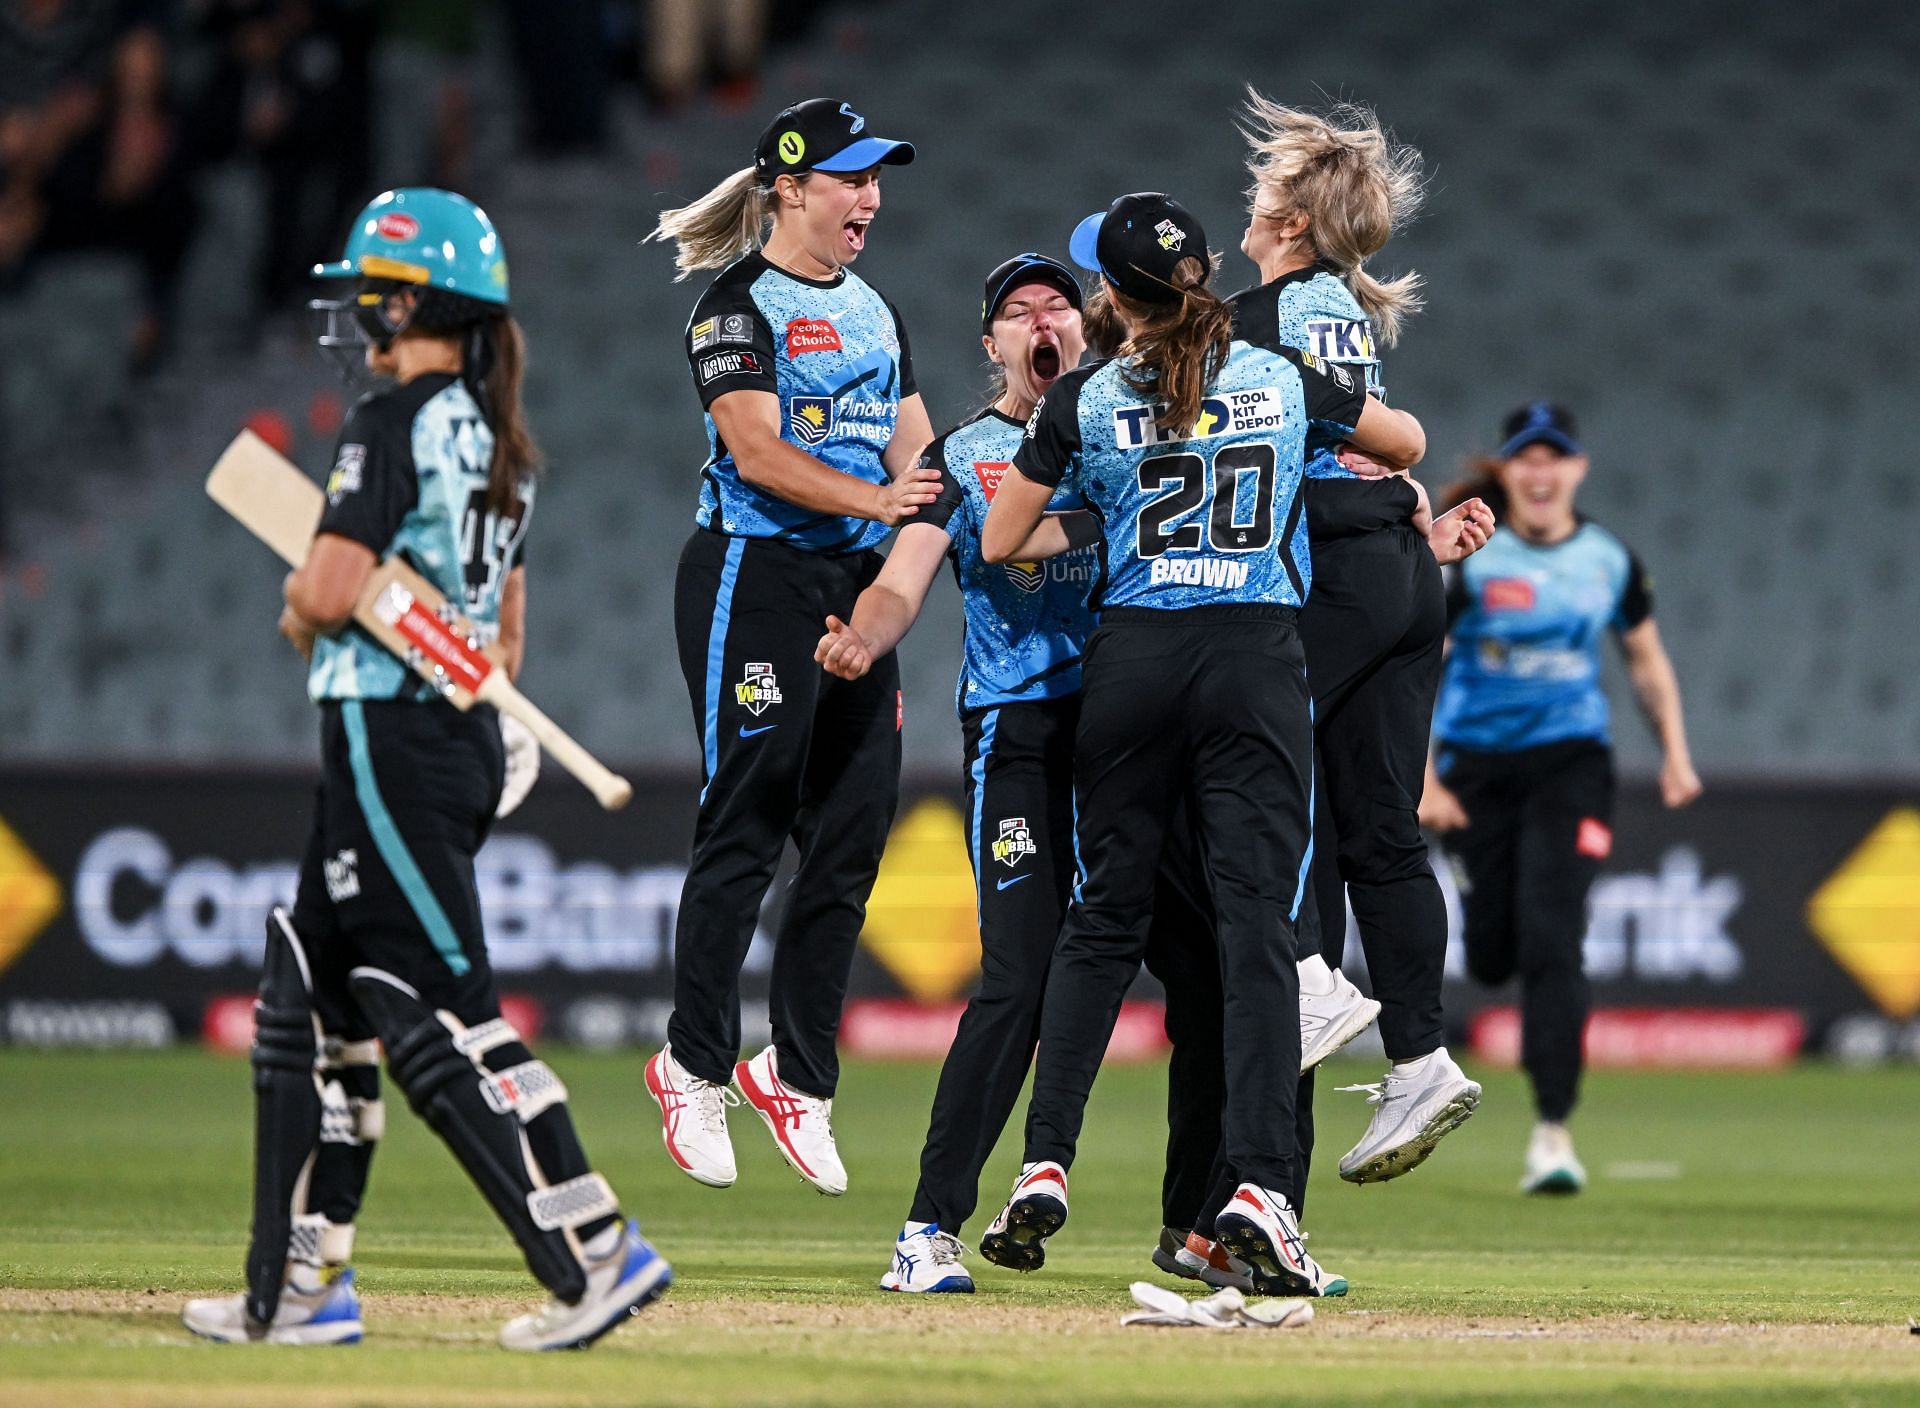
1500, 401, 1583, 457
981, 253, 1083, 332
1068, 193, 1209, 305
753, 99, 914, 180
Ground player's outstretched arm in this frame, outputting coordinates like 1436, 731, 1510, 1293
816, 522, 948, 680
980, 469, 1055, 564
1004, 510, 1101, 563
883, 393, 936, 479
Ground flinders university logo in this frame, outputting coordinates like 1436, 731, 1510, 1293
736, 662, 783, 716
789, 396, 834, 446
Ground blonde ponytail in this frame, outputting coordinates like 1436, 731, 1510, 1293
1240, 89, 1427, 345
646, 166, 780, 280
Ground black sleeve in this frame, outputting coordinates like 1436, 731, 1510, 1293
912, 436, 962, 536
686, 282, 778, 409
315, 393, 418, 553
1444, 565, 1470, 627
1616, 548, 1654, 630
1011, 375, 1085, 489
1271, 344, 1369, 435
887, 296, 918, 398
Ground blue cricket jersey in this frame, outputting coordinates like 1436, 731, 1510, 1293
1010, 341, 1368, 610
1435, 519, 1654, 751
917, 409, 1099, 712
1231, 263, 1418, 540
683, 252, 916, 554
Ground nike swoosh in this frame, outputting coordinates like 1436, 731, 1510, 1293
740, 724, 779, 737
996, 874, 1031, 891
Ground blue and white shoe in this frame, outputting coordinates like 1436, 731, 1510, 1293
879, 1222, 974, 1293
499, 1220, 672, 1351
181, 1267, 364, 1345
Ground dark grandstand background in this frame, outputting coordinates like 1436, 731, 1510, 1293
1, 0, 1915, 1057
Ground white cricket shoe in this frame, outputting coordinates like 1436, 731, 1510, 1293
1299, 969, 1381, 1071
879, 1222, 975, 1294
1521, 1121, 1588, 1195
979, 1161, 1069, 1272
1336, 1048, 1482, 1184
499, 1220, 671, 1351
1151, 1226, 1255, 1294
645, 1044, 740, 1188
1213, 1185, 1349, 1298
733, 1046, 848, 1195
181, 1266, 363, 1345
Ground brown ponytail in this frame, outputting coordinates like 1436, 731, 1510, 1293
1107, 256, 1235, 434
481, 313, 541, 515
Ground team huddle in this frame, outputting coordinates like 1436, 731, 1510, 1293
182, 88, 1700, 1349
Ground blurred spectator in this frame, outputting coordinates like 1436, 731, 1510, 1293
377, 0, 476, 191
0, 0, 199, 373
183, 0, 375, 318
644, 0, 766, 113
503, 0, 605, 156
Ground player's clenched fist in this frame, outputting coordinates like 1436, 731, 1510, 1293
815, 614, 873, 680
872, 463, 942, 525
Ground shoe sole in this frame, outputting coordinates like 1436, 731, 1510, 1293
1211, 1216, 1317, 1298
520, 1257, 674, 1351
733, 1062, 846, 1196
978, 1194, 1065, 1272
644, 1056, 736, 1188
1339, 1082, 1482, 1185
1302, 997, 1382, 1072
1522, 1169, 1585, 1195
1150, 1247, 1196, 1282
181, 1313, 364, 1346
879, 1274, 975, 1294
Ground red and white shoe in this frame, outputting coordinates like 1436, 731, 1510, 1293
978, 1161, 1069, 1272
1212, 1184, 1348, 1298
733, 1046, 848, 1196
644, 1044, 738, 1188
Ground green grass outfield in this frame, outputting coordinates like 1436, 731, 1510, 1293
2, 1049, 1917, 1407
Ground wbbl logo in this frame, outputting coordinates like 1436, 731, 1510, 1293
991, 817, 1037, 868
324, 849, 360, 902
736, 663, 782, 715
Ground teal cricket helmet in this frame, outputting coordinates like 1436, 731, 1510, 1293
313, 187, 510, 306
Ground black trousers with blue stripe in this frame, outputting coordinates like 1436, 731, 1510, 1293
668, 529, 902, 1098
289, 698, 608, 1241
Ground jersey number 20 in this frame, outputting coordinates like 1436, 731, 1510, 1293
1135, 444, 1277, 558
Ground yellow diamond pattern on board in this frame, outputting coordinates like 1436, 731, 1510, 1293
858, 798, 982, 1003
0, 814, 62, 979
1805, 806, 1920, 1019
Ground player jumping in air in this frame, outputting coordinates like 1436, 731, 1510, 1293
643, 99, 935, 1197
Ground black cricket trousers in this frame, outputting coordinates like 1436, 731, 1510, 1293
1439, 737, 1614, 1123
668, 529, 902, 1099
1023, 605, 1313, 1196
906, 695, 1230, 1234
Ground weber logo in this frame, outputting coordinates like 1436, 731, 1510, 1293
697, 350, 761, 385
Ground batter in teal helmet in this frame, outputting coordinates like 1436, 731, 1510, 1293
181, 189, 674, 1352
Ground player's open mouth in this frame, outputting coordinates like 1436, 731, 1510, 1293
843, 219, 870, 252
1030, 339, 1062, 385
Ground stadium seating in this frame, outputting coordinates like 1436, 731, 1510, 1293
2, 0, 1914, 777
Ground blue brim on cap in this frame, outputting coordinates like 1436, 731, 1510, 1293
312, 260, 357, 279
1501, 427, 1582, 458
1068, 212, 1106, 277
811, 137, 916, 172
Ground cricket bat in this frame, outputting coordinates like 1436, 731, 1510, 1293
207, 430, 633, 811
